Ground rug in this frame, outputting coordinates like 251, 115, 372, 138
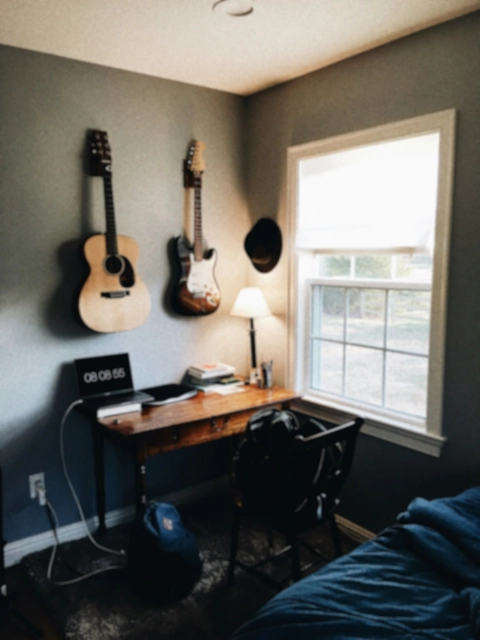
21, 493, 358, 640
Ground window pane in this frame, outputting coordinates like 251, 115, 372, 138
345, 345, 383, 405
347, 288, 385, 348
311, 339, 343, 395
385, 353, 428, 417
315, 286, 345, 341
394, 254, 433, 282
355, 256, 391, 279
387, 291, 431, 355
318, 256, 351, 277
316, 254, 434, 283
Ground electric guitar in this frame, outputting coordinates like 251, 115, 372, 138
78, 130, 151, 333
175, 141, 220, 315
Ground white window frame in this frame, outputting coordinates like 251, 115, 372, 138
287, 110, 456, 457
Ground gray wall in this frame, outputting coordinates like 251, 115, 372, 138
244, 12, 480, 531
0, 46, 253, 542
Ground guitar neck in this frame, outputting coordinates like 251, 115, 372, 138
193, 175, 203, 262
103, 172, 118, 255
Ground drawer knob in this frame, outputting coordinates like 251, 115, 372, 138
211, 419, 222, 432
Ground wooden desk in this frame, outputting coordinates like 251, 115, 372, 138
92, 385, 300, 532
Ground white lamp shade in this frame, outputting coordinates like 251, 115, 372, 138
230, 287, 271, 319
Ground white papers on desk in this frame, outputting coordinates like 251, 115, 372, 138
205, 384, 245, 395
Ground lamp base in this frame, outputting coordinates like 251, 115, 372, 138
249, 367, 261, 386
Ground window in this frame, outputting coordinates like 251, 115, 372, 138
287, 111, 456, 457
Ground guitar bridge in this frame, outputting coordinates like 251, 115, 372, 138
101, 291, 131, 298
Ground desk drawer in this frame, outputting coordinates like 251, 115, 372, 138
142, 406, 280, 456
182, 409, 253, 441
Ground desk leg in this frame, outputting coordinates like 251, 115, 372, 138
92, 426, 107, 535
134, 444, 147, 513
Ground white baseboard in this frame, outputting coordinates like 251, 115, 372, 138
335, 514, 375, 544
5, 476, 230, 568
5, 476, 374, 567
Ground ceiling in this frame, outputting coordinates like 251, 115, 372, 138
1, 0, 479, 96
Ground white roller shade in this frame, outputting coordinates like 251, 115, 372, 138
297, 132, 440, 254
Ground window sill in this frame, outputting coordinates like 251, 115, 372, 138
292, 395, 446, 458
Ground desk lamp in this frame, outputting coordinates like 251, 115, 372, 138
230, 287, 272, 384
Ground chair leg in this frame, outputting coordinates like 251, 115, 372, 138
267, 526, 274, 548
286, 533, 301, 582
330, 515, 343, 558
227, 504, 241, 587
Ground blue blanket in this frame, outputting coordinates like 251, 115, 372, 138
231, 486, 480, 639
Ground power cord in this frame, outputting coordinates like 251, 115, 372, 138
35, 399, 127, 585
36, 485, 124, 586
59, 399, 125, 557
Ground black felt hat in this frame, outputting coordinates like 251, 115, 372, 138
244, 218, 282, 273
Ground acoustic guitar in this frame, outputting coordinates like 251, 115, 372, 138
175, 141, 220, 315
78, 130, 151, 333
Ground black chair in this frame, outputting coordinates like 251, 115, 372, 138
227, 415, 364, 589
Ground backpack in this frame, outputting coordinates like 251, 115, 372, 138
127, 502, 203, 604
233, 408, 343, 531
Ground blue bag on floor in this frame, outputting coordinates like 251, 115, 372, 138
127, 501, 203, 604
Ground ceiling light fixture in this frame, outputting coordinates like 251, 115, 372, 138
212, 0, 255, 17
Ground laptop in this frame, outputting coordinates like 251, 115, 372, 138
74, 353, 154, 415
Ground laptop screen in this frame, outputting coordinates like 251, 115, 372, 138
74, 353, 135, 399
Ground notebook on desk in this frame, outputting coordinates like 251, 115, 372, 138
74, 353, 154, 417
141, 384, 197, 406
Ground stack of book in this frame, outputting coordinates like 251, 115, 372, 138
186, 363, 242, 392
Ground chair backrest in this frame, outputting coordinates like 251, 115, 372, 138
234, 411, 363, 533
287, 418, 364, 530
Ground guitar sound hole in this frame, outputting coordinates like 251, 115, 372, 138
120, 256, 135, 288
105, 255, 124, 275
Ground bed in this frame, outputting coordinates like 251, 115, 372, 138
231, 486, 480, 639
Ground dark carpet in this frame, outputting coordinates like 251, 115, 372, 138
21, 493, 357, 640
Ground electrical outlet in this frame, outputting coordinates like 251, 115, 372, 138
29, 472, 46, 506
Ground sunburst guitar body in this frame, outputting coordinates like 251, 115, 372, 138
175, 235, 220, 315
78, 130, 151, 333
174, 141, 220, 316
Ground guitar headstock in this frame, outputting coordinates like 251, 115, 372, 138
89, 130, 112, 177
185, 141, 206, 187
